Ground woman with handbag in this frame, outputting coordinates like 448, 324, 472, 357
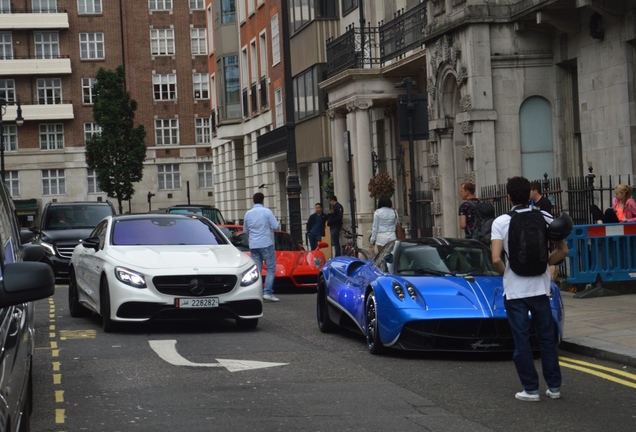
370, 195, 401, 252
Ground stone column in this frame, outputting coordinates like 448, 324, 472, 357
352, 100, 374, 224
437, 129, 458, 238
328, 109, 350, 209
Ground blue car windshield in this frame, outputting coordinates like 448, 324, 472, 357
396, 243, 498, 276
112, 218, 226, 246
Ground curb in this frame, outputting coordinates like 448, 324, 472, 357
560, 339, 636, 369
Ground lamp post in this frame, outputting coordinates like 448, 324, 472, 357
0, 98, 24, 183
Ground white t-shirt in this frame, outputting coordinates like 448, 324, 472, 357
490, 206, 554, 300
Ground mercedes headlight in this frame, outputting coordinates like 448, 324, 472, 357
241, 264, 260, 286
115, 267, 147, 288
40, 241, 56, 256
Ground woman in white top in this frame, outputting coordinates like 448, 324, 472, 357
370, 194, 398, 252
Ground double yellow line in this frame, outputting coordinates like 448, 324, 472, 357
559, 356, 636, 389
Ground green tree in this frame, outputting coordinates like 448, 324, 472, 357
85, 66, 146, 214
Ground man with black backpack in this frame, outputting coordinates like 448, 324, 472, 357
490, 176, 568, 402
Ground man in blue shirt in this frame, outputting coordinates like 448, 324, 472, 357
327, 196, 344, 257
243, 193, 280, 302
306, 202, 327, 250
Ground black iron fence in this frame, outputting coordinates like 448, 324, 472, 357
379, 1, 427, 64
481, 175, 563, 217
326, 25, 380, 78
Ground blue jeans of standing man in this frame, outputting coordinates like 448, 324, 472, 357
308, 233, 321, 251
330, 227, 341, 257
504, 294, 562, 392
250, 245, 276, 296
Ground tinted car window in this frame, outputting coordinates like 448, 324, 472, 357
168, 207, 226, 224
112, 218, 228, 246
45, 204, 114, 229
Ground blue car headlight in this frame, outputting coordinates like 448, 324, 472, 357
392, 280, 418, 301
115, 267, 147, 288
241, 264, 260, 286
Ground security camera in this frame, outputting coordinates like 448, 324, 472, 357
257, 183, 267, 189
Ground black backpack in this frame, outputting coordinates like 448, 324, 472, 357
507, 207, 549, 276
467, 201, 496, 246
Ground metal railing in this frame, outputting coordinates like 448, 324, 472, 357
326, 25, 381, 78
250, 84, 257, 114
242, 89, 248, 118
379, 1, 427, 65
260, 77, 268, 108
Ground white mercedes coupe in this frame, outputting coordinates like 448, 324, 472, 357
69, 214, 262, 332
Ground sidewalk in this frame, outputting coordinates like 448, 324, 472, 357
560, 290, 636, 368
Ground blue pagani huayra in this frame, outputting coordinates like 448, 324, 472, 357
316, 238, 564, 354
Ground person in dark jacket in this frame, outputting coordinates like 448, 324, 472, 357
306, 203, 327, 250
529, 181, 553, 215
327, 196, 344, 257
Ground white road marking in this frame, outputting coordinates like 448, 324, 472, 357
149, 339, 288, 372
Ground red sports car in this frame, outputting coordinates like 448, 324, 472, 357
233, 230, 328, 290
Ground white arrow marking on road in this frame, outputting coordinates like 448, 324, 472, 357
149, 339, 288, 372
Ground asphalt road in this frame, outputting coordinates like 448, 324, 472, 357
31, 286, 636, 432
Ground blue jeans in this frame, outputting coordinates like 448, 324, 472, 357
330, 227, 341, 257
250, 245, 276, 295
504, 295, 562, 392
308, 233, 321, 251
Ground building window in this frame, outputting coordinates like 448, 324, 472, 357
2, 124, 17, 152
37, 78, 62, 105
84, 123, 102, 143
250, 40, 257, 84
33, 0, 57, 13
274, 87, 283, 128
155, 119, 179, 145
247, 0, 254, 16
34, 32, 59, 59
222, 55, 240, 114
290, 0, 314, 33
198, 162, 213, 188
150, 29, 175, 56
42, 169, 66, 196
271, 15, 280, 66
0, 79, 15, 102
189, 0, 204, 9
149, 0, 172, 11
190, 28, 207, 55
341, 0, 358, 16
0, 33, 13, 59
193, 73, 209, 99
39, 123, 64, 150
158, 164, 180, 190
0, 0, 11, 13
79, 32, 105, 59
6, 171, 18, 197
87, 168, 102, 193
78, 0, 102, 14
293, 67, 319, 121
221, 0, 236, 23
259, 32, 267, 78
195, 118, 211, 144
153, 74, 177, 100
82, 77, 97, 104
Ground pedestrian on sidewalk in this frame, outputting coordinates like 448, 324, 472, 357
327, 196, 344, 257
306, 202, 327, 250
490, 176, 569, 402
243, 192, 280, 302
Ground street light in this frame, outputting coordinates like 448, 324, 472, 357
0, 98, 24, 182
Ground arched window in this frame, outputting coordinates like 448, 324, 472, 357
519, 97, 554, 180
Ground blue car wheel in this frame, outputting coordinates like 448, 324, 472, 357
365, 292, 385, 355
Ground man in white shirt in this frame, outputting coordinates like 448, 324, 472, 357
243, 193, 280, 302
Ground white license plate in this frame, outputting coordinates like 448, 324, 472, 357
175, 298, 219, 308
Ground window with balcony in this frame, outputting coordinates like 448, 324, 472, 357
155, 119, 179, 145
153, 74, 177, 100
84, 122, 102, 143
193, 73, 209, 99
293, 66, 320, 121
79, 33, 105, 59
271, 15, 280, 65
149, 0, 172, 11
87, 168, 102, 193
0, 33, 12, 60
190, 28, 207, 55
39, 123, 64, 150
37, 78, 62, 105
42, 169, 65, 195
2, 124, 17, 151
33, 0, 57, 13
35, 32, 60, 59
78, 0, 102, 14
82, 77, 97, 104
158, 164, 180, 190
6, 171, 18, 197
195, 118, 211, 144
150, 29, 175, 56
190, 0, 204, 10
0, 79, 15, 102
198, 162, 213, 188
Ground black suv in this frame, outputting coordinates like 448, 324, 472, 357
0, 182, 55, 431
32, 201, 116, 281
167, 204, 227, 224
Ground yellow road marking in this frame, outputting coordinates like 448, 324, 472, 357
50, 341, 57, 349
49, 324, 55, 330
55, 409, 65, 424
53, 374, 61, 385
59, 330, 97, 340
52, 362, 61, 372
55, 390, 64, 403
51, 350, 60, 357
559, 356, 636, 389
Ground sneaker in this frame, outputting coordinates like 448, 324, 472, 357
263, 294, 280, 302
546, 389, 561, 399
515, 390, 540, 402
